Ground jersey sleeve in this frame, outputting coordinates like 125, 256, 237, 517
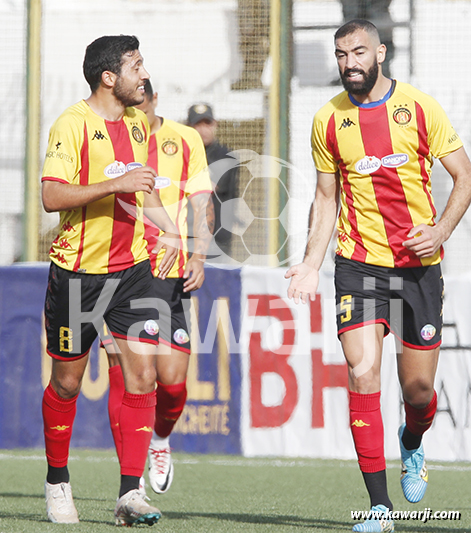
311, 109, 337, 174
41, 112, 83, 184
185, 131, 212, 197
423, 97, 463, 159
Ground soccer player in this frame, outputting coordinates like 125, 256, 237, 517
41, 35, 180, 526
106, 80, 214, 496
285, 19, 471, 533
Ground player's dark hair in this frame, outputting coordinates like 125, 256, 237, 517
335, 19, 380, 42
83, 35, 140, 92
143, 79, 154, 100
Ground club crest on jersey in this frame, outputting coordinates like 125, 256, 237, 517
393, 107, 412, 125
154, 176, 171, 189
382, 153, 409, 168
132, 126, 144, 144
355, 156, 381, 174
162, 140, 179, 156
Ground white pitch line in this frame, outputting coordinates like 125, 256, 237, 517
0, 452, 469, 472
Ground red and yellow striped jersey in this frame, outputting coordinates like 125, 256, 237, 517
42, 100, 150, 274
144, 118, 211, 278
312, 81, 463, 268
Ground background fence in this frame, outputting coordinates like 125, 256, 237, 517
1, 0, 471, 273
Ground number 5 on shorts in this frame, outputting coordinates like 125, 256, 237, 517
340, 295, 352, 323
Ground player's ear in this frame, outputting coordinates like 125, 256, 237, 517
377, 43, 386, 66
101, 70, 116, 89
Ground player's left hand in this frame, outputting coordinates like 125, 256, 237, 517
182, 256, 205, 292
152, 232, 180, 279
402, 223, 445, 258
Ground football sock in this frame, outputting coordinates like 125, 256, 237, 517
108, 365, 125, 461
403, 390, 437, 449
47, 465, 70, 485
349, 391, 386, 473
119, 475, 140, 498
42, 383, 78, 469
119, 390, 156, 477
154, 380, 187, 438
362, 470, 393, 510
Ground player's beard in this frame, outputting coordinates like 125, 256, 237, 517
340, 61, 379, 96
113, 75, 144, 107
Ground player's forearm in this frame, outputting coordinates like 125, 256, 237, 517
143, 191, 178, 235
42, 179, 117, 212
436, 171, 471, 242
303, 189, 338, 270
191, 193, 215, 258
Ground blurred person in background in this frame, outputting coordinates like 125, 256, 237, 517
340, 0, 395, 78
187, 103, 239, 262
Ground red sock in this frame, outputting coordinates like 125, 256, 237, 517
405, 390, 437, 436
108, 365, 125, 462
154, 380, 187, 438
119, 390, 156, 477
42, 383, 78, 468
349, 391, 386, 473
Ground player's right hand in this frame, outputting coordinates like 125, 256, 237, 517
285, 262, 319, 304
113, 165, 157, 194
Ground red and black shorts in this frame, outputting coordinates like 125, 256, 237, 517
334, 255, 444, 349
152, 277, 191, 354
44, 260, 160, 360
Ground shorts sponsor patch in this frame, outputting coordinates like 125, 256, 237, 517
420, 324, 436, 341
174, 328, 190, 344
144, 319, 159, 336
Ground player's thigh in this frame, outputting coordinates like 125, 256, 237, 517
114, 337, 157, 394
50, 353, 90, 398
396, 345, 439, 407
340, 323, 384, 393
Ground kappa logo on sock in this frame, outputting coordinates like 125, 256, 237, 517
50, 425, 70, 431
136, 426, 153, 432
351, 419, 371, 427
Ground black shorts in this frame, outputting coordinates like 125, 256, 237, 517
153, 278, 191, 354
334, 255, 443, 349
44, 260, 160, 360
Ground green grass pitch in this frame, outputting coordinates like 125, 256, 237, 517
0, 449, 469, 532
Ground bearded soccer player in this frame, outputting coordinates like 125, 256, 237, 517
285, 19, 471, 533
41, 35, 180, 526
106, 79, 214, 496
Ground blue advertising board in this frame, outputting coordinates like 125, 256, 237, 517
0, 263, 242, 454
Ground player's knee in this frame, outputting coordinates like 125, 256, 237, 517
124, 366, 157, 394
402, 380, 434, 408
50, 375, 82, 399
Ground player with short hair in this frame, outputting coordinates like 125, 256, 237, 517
286, 19, 471, 533
41, 35, 179, 526
106, 79, 214, 496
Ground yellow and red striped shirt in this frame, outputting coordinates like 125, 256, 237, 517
42, 100, 150, 274
312, 81, 462, 268
144, 119, 212, 278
